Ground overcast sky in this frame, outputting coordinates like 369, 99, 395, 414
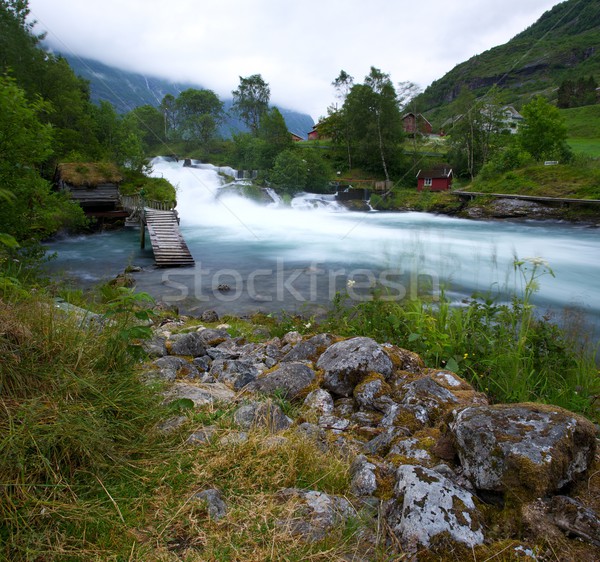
27, 0, 562, 120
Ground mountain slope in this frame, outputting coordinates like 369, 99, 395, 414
417, 0, 599, 125
61, 54, 314, 138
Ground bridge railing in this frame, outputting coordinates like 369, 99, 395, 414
120, 194, 176, 212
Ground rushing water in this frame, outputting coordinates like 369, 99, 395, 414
44, 157, 600, 330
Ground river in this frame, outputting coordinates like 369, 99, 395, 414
44, 157, 600, 332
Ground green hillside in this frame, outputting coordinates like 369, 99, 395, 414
417, 0, 599, 127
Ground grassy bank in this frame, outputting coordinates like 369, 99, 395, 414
1, 256, 599, 558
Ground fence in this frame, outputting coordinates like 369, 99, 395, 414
120, 194, 176, 212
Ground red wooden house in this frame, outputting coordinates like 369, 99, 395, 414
307, 125, 319, 140
416, 165, 453, 191
402, 112, 433, 136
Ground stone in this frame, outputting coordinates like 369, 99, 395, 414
192, 355, 212, 372
388, 437, 433, 464
318, 414, 350, 433
168, 332, 207, 357
142, 334, 167, 358
317, 337, 393, 397
547, 496, 600, 547
219, 431, 249, 446
276, 488, 354, 542
197, 328, 230, 347
145, 356, 190, 382
195, 488, 228, 520
157, 415, 187, 433
381, 343, 424, 374
523, 496, 600, 548
233, 401, 292, 433
350, 455, 378, 496
385, 465, 484, 549
281, 333, 336, 363
283, 331, 303, 345
363, 426, 411, 456
398, 376, 459, 425
449, 403, 597, 497
201, 310, 219, 323
186, 425, 218, 446
163, 382, 236, 407
353, 373, 393, 413
303, 389, 334, 415
250, 362, 316, 399
209, 358, 259, 390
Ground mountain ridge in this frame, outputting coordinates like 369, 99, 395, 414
416, 0, 599, 126
60, 54, 314, 139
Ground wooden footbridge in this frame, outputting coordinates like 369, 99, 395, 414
121, 195, 195, 267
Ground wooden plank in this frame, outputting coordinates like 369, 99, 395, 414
144, 208, 194, 267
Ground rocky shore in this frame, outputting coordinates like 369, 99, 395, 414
141, 314, 600, 559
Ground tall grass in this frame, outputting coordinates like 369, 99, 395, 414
321, 258, 600, 420
0, 290, 169, 559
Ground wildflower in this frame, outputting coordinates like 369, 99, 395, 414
304, 322, 312, 329
523, 256, 549, 268
347, 279, 356, 288
463, 353, 469, 359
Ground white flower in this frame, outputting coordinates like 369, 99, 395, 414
523, 257, 549, 267
346, 279, 356, 288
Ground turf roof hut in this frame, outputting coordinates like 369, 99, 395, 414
56, 163, 124, 214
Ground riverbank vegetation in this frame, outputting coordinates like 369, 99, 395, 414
1, 254, 599, 558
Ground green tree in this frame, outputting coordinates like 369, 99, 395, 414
128, 104, 165, 150
447, 87, 506, 178
270, 149, 307, 192
331, 70, 354, 170
232, 74, 270, 135
342, 68, 404, 179
517, 96, 572, 162
0, 76, 84, 243
174, 88, 224, 144
257, 107, 293, 167
303, 149, 332, 193
160, 93, 177, 140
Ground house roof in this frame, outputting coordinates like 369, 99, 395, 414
416, 165, 453, 179
402, 112, 432, 126
56, 162, 123, 187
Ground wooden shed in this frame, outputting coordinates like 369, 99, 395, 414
56, 163, 124, 214
416, 165, 453, 191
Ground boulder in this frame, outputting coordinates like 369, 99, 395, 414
168, 332, 207, 357
449, 403, 597, 497
163, 382, 236, 407
194, 489, 227, 520
200, 310, 219, 323
196, 328, 230, 347
209, 358, 259, 390
350, 455, 378, 496
303, 389, 334, 416
142, 334, 167, 358
317, 337, 393, 397
281, 333, 336, 363
384, 465, 484, 549
233, 401, 292, 433
275, 488, 354, 542
250, 362, 316, 399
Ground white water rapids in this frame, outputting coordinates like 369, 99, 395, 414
45, 157, 600, 329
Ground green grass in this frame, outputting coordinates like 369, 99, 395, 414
469, 161, 600, 199
561, 105, 600, 138
320, 259, 600, 422
567, 137, 600, 157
